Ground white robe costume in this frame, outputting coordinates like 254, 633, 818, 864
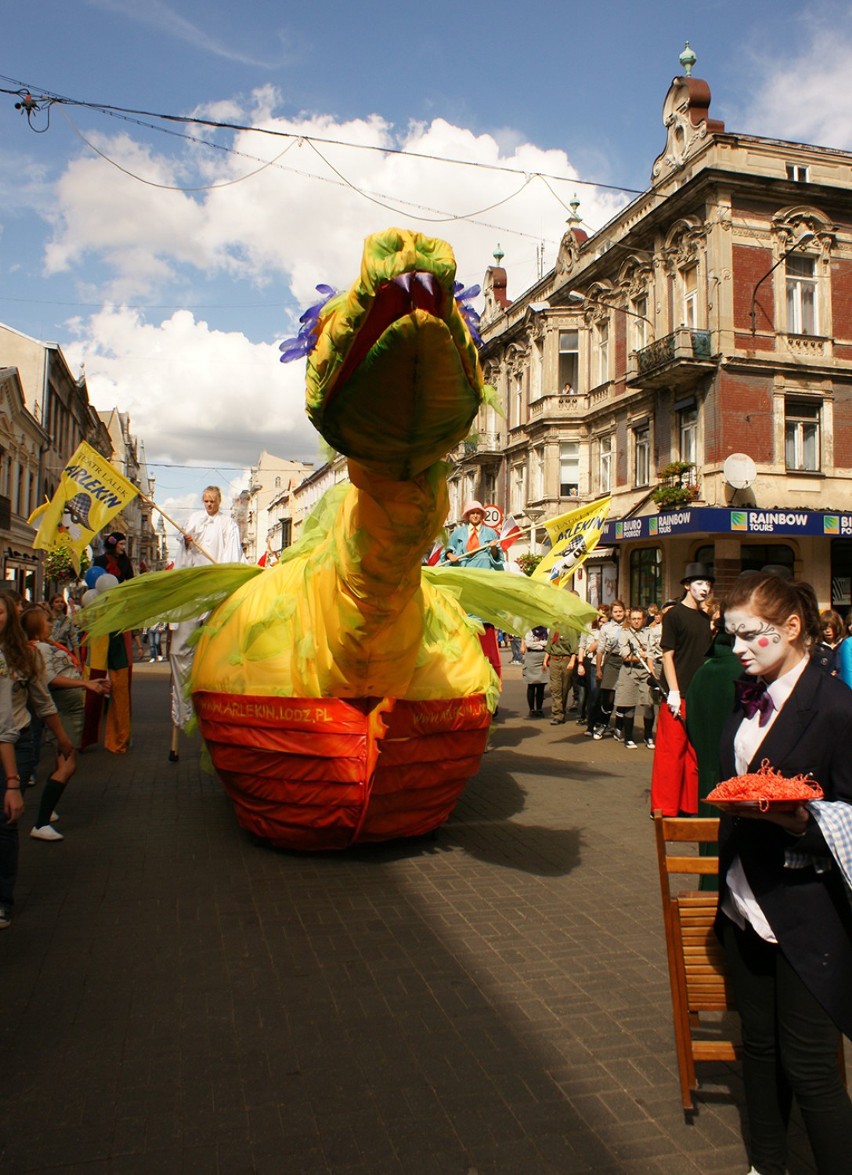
170, 508, 246, 727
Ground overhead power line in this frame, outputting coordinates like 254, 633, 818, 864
1, 76, 644, 197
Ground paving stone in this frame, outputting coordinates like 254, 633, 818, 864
0, 661, 828, 1172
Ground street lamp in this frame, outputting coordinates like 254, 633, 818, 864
749, 230, 816, 335
566, 290, 655, 342
525, 505, 545, 555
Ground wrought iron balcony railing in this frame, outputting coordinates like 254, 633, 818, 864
627, 328, 715, 389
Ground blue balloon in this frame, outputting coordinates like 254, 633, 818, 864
84, 565, 106, 588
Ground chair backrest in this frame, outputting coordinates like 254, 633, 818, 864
653, 812, 735, 1111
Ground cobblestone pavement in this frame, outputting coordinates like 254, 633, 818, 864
0, 655, 832, 1173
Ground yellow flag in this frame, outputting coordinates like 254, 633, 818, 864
531, 497, 612, 588
28, 441, 139, 573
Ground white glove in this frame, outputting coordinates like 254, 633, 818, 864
666, 689, 682, 718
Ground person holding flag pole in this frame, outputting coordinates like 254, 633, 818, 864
441, 502, 505, 570
531, 496, 612, 590
28, 442, 222, 756
167, 486, 246, 762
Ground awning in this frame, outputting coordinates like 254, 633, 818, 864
603, 507, 852, 543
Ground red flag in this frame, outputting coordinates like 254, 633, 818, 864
426, 541, 443, 566
500, 514, 522, 552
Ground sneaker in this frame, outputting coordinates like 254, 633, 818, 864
50, 810, 59, 823
613, 730, 624, 742
583, 729, 595, 737
0, 905, 10, 929
645, 738, 656, 749
550, 717, 561, 725
592, 728, 605, 740
30, 825, 64, 842
26, 775, 37, 789
624, 740, 638, 749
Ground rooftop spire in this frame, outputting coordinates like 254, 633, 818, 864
679, 41, 696, 77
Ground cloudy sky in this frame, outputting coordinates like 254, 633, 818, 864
2, 0, 851, 531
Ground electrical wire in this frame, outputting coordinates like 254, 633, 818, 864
38, 97, 571, 245
57, 104, 299, 191
0, 76, 644, 196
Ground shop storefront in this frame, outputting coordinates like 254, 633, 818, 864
4, 547, 40, 601
602, 507, 852, 609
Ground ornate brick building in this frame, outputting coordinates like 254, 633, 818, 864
457, 49, 852, 609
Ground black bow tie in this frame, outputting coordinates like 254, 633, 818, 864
736, 679, 775, 727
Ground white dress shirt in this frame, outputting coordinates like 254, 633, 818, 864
724, 654, 809, 943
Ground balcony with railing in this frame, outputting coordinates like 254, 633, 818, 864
528, 391, 591, 420
455, 430, 503, 463
626, 328, 716, 389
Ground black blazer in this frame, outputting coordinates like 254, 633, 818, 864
716, 658, 852, 1037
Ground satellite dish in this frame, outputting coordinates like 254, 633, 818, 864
723, 453, 757, 490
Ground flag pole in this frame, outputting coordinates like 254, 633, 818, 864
140, 495, 218, 565
443, 522, 535, 562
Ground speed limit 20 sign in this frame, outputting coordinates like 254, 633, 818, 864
483, 504, 503, 529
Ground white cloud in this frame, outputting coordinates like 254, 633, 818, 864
45, 90, 625, 301
42, 90, 628, 478
62, 307, 320, 469
737, 22, 852, 150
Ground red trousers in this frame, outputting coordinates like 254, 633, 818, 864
478, 625, 502, 681
650, 702, 698, 815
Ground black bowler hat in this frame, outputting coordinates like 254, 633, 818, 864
680, 561, 714, 585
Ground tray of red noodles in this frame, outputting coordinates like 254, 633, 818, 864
706, 759, 824, 813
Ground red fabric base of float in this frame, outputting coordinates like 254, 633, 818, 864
194, 691, 491, 850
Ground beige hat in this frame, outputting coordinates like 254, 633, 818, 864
462, 500, 485, 519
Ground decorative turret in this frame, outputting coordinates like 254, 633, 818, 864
556, 195, 588, 275
652, 43, 725, 183
480, 244, 512, 326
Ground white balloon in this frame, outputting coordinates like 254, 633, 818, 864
95, 573, 119, 594
81, 589, 99, 606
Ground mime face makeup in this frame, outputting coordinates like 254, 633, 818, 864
725, 606, 800, 681
686, 579, 711, 604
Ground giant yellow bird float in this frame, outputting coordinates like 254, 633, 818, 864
83, 229, 594, 849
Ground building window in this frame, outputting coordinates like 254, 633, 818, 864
532, 446, 545, 500
598, 434, 613, 493
681, 267, 698, 328
481, 467, 497, 505
677, 403, 698, 466
786, 255, 817, 335
595, 321, 609, 386
740, 544, 795, 576
513, 372, 525, 427
560, 442, 579, 497
629, 547, 662, 607
511, 463, 526, 513
634, 424, 650, 487
559, 330, 579, 392
786, 163, 809, 182
785, 400, 820, 471
631, 295, 649, 351
530, 339, 544, 400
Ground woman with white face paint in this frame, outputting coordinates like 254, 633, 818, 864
716, 572, 852, 1175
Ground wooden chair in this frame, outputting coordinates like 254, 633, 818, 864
653, 812, 737, 1112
